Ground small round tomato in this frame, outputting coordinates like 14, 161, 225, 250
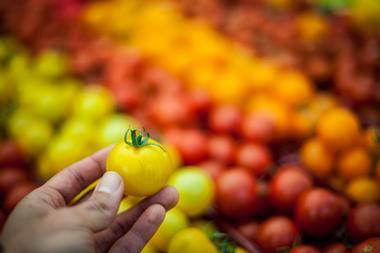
199, 160, 225, 181
34, 50, 67, 78
300, 138, 334, 177
237, 143, 272, 176
316, 108, 360, 151
290, 245, 321, 253
209, 105, 242, 135
0, 168, 28, 196
164, 128, 207, 165
237, 221, 260, 243
345, 177, 380, 203
4, 182, 36, 212
169, 167, 214, 217
107, 129, 173, 196
270, 165, 313, 212
257, 216, 300, 253
295, 188, 344, 237
337, 147, 371, 180
167, 227, 219, 253
60, 116, 95, 144
150, 208, 189, 252
347, 204, 380, 242
207, 136, 236, 165
351, 238, 380, 253
0, 141, 26, 168
252, 180, 273, 217
187, 89, 212, 116
216, 169, 257, 218
322, 243, 349, 253
241, 112, 275, 143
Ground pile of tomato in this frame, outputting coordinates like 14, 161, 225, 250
0, 0, 380, 252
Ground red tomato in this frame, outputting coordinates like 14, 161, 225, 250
242, 113, 275, 143
207, 136, 236, 165
237, 143, 272, 176
257, 216, 300, 253
290, 245, 321, 253
164, 128, 207, 164
351, 238, 380, 253
4, 182, 36, 212
347, 204, 380, 242
111, 81, 141, 111
270, 165, 313, 212
188, 89, 212, 116
237, 221, 260, 243
322, 243, 349, 253
0, 141, 26, 168
216, 169, 257, 218
209, 105, 242, 135
149, 95, 194, 127
0, 168, 28, 196
199, 160, 225, 181
295, 188, 344, 237
252, 180, 273, 217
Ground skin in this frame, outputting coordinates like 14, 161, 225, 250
0, 146, 179, 253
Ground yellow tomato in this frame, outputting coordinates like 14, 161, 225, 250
165, 144, 182, 170
141, 243, 158, 253
296, 13, 329, 42
317, 108, 360, 150
167, 228, 219, 253
337, 146, 371, 180
118, 198, 133, 214
151, 208, 189, 252
346, 177, 380, 203
236, 247, 249, 253
364, 127, 380, 154
301, 138, 334, 177
106, 129, 173, 196
169, 167, 214, 217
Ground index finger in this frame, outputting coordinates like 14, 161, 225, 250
41, 145, 113, 206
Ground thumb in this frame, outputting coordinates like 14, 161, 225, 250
71, 171, 124, 232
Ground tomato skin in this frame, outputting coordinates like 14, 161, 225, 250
207, 136, 236, 165
322, 243, 349, 253
270, 165, 313, 212
199, 160, 225, 181
257, 216, 300, 253
237, 221, 260, 243
167, 228, 219, 253
351, 238, 380, 253
106, 136, 173, 196
4, 182, 36, 212
216, 169, 257, 218
252, 180, 273, 217
209, 105, 242, 135
347, 204, 380, 242
0, 168, 28, 196
237, 143, 272, 176
164, 128, 207, 165
295, 188, 344, 237
188, 89, 212, 117
241, 113, 275, 143
0, 141, 26, 168
290, 245, 321, 253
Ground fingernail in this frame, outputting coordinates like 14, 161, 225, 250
97, 172, 122, 194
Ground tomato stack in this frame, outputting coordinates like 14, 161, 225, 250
0, 0, 379, 252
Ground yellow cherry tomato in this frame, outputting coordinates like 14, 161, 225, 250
118, 198, 133, 214
301, 138, 334, 177
345, 177, 380, 203
141, 243, 158, 253
168, 227, 219, 253
337, 146, 371, 180
317, 108, 360, 151
151, 208, 189, 252
236, 247, 249, 253
106, 129, 173, 196
169, 167, 214, 217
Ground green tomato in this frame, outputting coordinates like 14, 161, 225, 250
73, 85, 116, 120
96, 114, 140, 148
34, 50, 67, 78
316, 0, 351, 12
44, 135, 90, 174
150, 208, 189, 252
169, 167, 215, 217
11, 115, 53, 156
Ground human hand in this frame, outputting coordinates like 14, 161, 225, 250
0, 146, 178, 253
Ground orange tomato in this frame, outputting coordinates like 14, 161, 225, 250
364, 127, 380, 154
300, 138, 334, 177
345, 177, 380, 203
337, 146, 371, 180
316, 108, 360, 150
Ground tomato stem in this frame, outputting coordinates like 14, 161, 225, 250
124, 128, 166, 151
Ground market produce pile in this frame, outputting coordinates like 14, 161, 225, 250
0, 0, 379, 252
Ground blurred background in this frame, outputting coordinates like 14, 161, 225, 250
0, 0, 379, 252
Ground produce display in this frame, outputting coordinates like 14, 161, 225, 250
0, 0, 379, 252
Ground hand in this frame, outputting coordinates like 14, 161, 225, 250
0, 146, 178, 253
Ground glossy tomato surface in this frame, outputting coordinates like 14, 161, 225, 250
290, 245, 321, 253
347, 204, 380, 242
322, 243, 349, 253
237, 143, 272, 176
351, 238, 380, 253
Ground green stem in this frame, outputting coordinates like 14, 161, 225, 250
123, 128, 166, 151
